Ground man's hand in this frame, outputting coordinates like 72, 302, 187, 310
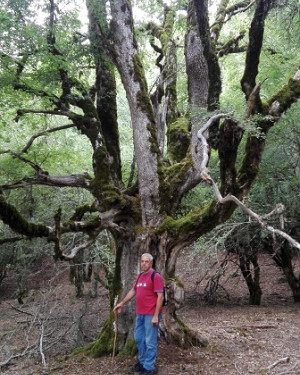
113, 302, 124, 314
151, 315, 159, 326
113, 288, 136, 314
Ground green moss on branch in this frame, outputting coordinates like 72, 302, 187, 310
0, 194, 50, 238
267, 78, 300, 114
166, 117, 190, 162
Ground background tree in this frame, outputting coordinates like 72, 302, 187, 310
0, 0, 299, 355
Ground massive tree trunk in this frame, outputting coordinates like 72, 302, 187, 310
88, 229, 208, 356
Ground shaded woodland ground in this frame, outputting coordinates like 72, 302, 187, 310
0, 251, 299, 375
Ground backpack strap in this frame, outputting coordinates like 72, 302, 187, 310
151, 270, 158, 282
137, 270, 159, 285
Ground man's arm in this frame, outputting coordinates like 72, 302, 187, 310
151, 292, 164, 326
113, 288, 136, 314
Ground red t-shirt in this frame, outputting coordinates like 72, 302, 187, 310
134, 270, 164, 315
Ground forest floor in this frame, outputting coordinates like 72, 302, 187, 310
0, 252, 300, 375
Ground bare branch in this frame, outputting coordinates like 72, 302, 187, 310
210, 180, 300, 250
8, 303, 35, 317
277, 360, 300, 375
234, 362, 243, 375
175, 113, 228, 204
226, 0, 256, 24
195, 113, 300, 251
1, 172, 91, 190
16, 108, 76, 120
0, 343, 36, 367
8, 151, 43, 173
211, 0, 255, 46
62, 238, 96, 259
21, 123, 76, 153
39, 323, 46, 367
267, 356, 290, 370
195, 113, 227, 180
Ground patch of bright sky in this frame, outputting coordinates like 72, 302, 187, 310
31, 0, 88, 32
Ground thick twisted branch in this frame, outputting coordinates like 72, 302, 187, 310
1, 173, 91, 190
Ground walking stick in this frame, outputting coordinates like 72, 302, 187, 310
112, 309, 118, 361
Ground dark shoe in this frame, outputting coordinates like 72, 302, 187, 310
130, 362, 144, 372
139, 368, 157, 375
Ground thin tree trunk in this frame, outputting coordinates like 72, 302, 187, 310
239, 252, 262, 305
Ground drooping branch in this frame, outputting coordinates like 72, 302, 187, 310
195, 115, 300, 251
13, 83, 60, 104
227, 0, 256, 15
61, 208, 121, 236
4, 151, 43, 174
210, 180, 300, 251
59, 207, 125, 259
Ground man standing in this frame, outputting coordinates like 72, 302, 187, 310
114, 253, 164, 375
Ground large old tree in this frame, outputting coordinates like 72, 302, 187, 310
1, 0, 300, 354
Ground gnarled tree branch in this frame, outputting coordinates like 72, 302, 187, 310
1, 173, 91, 190
20, 123, 76, 154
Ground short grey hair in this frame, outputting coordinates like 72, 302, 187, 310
141, 253, 153, 262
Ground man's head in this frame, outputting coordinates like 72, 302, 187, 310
140, 253, 153, 273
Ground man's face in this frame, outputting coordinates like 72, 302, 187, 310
140, 256, 152, 273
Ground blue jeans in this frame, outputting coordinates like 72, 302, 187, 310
134, 314, 162, 371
